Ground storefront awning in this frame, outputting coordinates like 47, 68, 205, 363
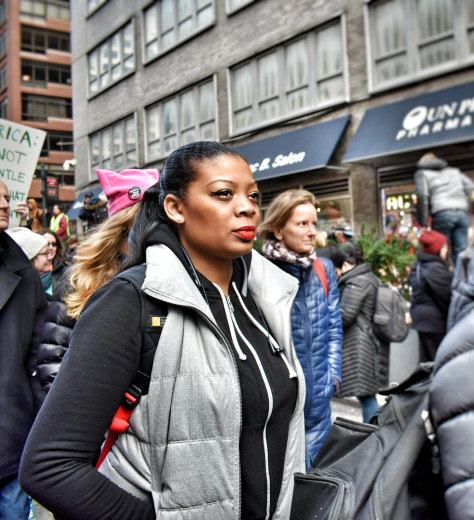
67, 186, 105, 219
234, 115, 350, 181
343, 81, 474, 163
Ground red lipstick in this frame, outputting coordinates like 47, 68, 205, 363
233, 225, 256, 241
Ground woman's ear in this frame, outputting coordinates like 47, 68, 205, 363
163, 194, 185, 225
273, 228, 283, 241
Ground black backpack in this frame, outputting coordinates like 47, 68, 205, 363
290, 363, 447, 520
96, 264, 167, 469
367, 280, 411, 343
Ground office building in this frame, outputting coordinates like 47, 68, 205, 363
70, 0, 474, 236
1, 0, 74, 212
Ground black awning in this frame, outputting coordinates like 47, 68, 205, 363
234, 115, 350, 181
67, 186, 104, 219
343, 81, 474, 163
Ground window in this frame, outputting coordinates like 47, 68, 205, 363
0, 64, 6, 91
145, 79, 216, 160
40, 131, 73, 157
0, 32, 6, 58
0, 1, 6, 25
0, 97, 7, 119
20, 0, 70, 21
87, 0, 108, 15
368, 0, 474, 89
230, 20, 347, 133
90, 116, 137, 177
88, 21, 135, 96
227, 0, 254, 14
21, 27, 70, 53
144, 0, 214, 61
21, 60, 71, 86
22, 94, 72, 122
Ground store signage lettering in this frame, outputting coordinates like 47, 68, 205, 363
396, 97, 474, 141
386, 193, 417, 211
248, 151, 306, 173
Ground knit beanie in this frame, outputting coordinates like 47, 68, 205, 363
6, 227, 48, 260
96, 169, 160, 216
419, 229, 447, 255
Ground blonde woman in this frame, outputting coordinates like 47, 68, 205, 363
36, 169, 159, 392
259, 189, 342, 466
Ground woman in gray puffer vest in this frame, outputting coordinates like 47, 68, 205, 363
331, 249, 389, 422
20, 142, 305, 520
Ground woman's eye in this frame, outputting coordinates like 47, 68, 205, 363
211, 189, 232, 197
249, 192, 259, 200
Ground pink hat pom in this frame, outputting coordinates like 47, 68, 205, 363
96, 168, 159, 216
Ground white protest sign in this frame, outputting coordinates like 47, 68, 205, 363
0, 119, 47, 228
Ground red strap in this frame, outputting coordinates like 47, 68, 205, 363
312, 258, 328, 298
95, 392, 137, 470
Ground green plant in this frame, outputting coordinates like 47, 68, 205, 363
357, 225, 416, 300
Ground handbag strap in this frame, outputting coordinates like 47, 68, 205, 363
312, 258, 328, 298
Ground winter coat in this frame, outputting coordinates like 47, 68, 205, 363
274, 256, 342, 461
414, 157, 474, 226
447, 244, 474, 331
409, 252, 452, 334
36, 274, 75, 392
0, 232, 47, 480
430, 310, 474, 520
20, 229, 306, 520
338, 263, 389, 397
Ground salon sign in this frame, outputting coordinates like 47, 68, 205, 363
0, 119, 46, 228
235, 115, 350, 182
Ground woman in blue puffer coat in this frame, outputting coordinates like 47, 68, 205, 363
260, 189, 342, 465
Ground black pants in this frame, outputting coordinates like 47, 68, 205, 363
418, 332, 445, 363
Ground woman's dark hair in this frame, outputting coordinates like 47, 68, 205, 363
37, 228, 65, 262
330, 247, 364, 269
123, 141, 246, 270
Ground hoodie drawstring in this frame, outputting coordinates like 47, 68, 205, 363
231, 282, 297, 379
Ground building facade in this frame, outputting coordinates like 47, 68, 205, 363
70, 0, 474, 236
1, 0, 75, 213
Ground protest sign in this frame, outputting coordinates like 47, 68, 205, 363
0, 119, 46, 228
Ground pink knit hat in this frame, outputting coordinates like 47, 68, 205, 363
96, 168, 159, 216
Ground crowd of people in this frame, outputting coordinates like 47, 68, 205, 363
0, 144, 473, 519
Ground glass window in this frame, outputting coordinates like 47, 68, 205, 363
21, 60, 71, 86
144, 0, 215, 61
20, 0, 69, 21
0, 65, 6, 91
21, 94, 72, 122
285, 40, 309, 112
88, 21, 135, 96
369, 0, 473, 89
316, 198, 352, 235
89, 116, 136, 175
21, 27, 70, 53
88, 0, 108, 15
227, 0, 254, 13
230, 19, 347, 132
145, 79, 216, 161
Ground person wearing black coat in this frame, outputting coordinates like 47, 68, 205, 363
331, 249, 389, 422
430, 293, 474, 519
36, 274, 75, 391
409, 229, 452, 363
0, 180, 48, 519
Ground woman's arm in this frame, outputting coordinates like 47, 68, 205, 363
323, 259, 343, 383
19, 280, 155, 520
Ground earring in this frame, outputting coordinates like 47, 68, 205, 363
176, 216, 183, 222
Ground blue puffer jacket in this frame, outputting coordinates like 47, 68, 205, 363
276, 257, 342, 463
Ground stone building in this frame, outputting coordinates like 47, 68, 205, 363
70, 0, 474, 236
